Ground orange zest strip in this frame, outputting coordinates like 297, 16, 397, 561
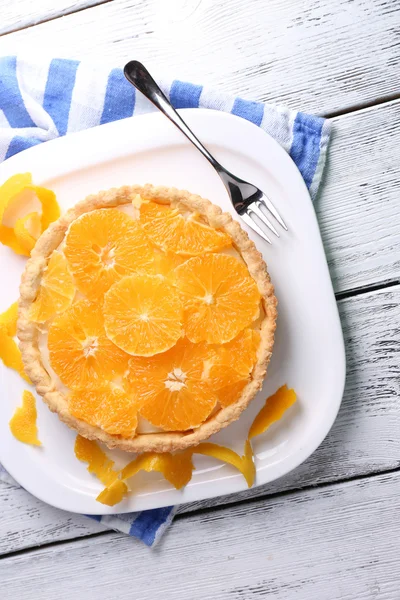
0, 301, 18, 336
194, 441, 255, 488
121, 451, 194, 489
0, 173, 60, 256
74, 435, 119, 487
0, 326, 30, 382
248, 384, 297, 440
9, 390, 41, 446
74, 435, 129, 507
96, 480, 129, 506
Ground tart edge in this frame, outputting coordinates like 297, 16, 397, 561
18, 184, 277, 453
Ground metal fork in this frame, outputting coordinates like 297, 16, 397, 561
124, 61, 287, 243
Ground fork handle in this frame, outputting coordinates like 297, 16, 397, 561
124, 61, 222, 172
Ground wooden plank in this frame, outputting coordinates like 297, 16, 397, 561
0, 1, 107, 35
318, 100, 400, 293
0, 283, 399, 555
2, 470, 400, 599
0, 0, 398, 114
0, 482, 105, 556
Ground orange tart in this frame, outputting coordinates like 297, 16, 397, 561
18, 185, 277, 452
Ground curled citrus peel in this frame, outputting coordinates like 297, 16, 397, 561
93, 384, 296, 506
0, 301, 18, 336
248, 384, 297, 439
9, 390, 41, 446
0, 302, 30, 382
0, 173, 60, 256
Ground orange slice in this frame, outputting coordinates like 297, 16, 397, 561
48, 299, 130, 389
175, 253, 261, 344
64, 208, 153, 300
9, 390, 41, 446
140, 201, 231, 256
104, 274, 183, 357
126, 337, 217, 431
69, 386, 138, 438
29, 251, 75, 323
215, 377, 249, 407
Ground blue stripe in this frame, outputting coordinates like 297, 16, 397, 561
85, 514, 102, 522
43, 58, 79, 136
170, 80, 203, 109
129, 506, 174, 546
5, 136, 42, 160
0, 57, 36, 128
100, 68, 135, 124
289, 112, 324, 189
231, 98, 264, 127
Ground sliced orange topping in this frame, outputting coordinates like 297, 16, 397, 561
48, 299, 129, 389
249, 385, 297, 439
74, 435, 120, 486
104, 274, 183, 357
175, 254, 261, 344
207, 328, 260, 406
64, 208, 153, 300
0, 173, 60, 256
140, 201, 231, 256
126, 337, 217, 431
215, 377, 249, 407
29, 251, 75, 323
9, 390, 41, 446
69, 386, 138, 438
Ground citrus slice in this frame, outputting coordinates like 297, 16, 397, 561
140, 201, 231, 256
126, 337, 217, 431
9, 390, 41, 446
48, 299, 130, 389
64, 208, 153, 300
104, 274, 183, 357
175, 253, 261, 344
69, 386, 138, 438
29, 251, 75, 323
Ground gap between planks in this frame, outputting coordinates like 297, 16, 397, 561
2, 462, 400, 564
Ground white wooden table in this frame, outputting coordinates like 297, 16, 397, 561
1, 1, 400, 597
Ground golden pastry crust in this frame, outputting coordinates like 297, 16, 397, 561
18, 185, 277, 453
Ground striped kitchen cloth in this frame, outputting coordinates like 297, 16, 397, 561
0, 56, 331, 547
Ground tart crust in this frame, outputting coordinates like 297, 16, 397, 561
18, 185, 277, 453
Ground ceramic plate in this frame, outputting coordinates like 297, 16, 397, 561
0, 109, 345, 514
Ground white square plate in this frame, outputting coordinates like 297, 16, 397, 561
0, 109, 345, 514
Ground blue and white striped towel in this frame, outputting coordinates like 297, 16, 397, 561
0, 56, 331, 547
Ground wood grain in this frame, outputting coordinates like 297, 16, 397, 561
318, 100, 400, 293
0, 0, 399, 114
0, 1, 107, 35
0, 283, 398, 555
2, 470, 400, 599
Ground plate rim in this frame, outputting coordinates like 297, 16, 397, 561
0, 108, 346, 513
